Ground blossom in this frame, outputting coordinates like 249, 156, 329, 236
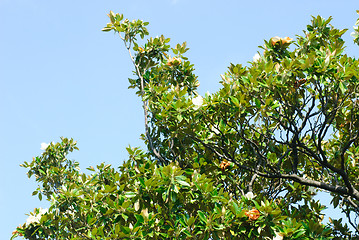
65, 206, 75, 216
281, 36, 293, 44
40, 142, 50, 150
253, 53, 261, 62
244, 191, 255, 200
12, 229, 23, 237
192, 95, 203, 109
220, 74, 231, 83
25, 208, 48, 226
38, 208, 48, 215
26, 215, 40, 226
245, 208, 260, 221
271, 36, 281, 45
351, 31, 359, 38
271, 36, 293, 46
275, 63, 280, 72
273, 231, 284, 240
141, 208, 149, 218
294, 78, 306, 88
134, 200, 140, 211
220, 160, 231, 171
166, 56, 181, 66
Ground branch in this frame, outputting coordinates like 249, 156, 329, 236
193, 131, 359, 201
123, 38, 167, 165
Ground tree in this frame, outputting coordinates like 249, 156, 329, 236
12, 10, 359, 239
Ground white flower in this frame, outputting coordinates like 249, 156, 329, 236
141, 208, 149, 218
192, 95, 203, 109
253, 53, 261, 62
40, 142, 50, 150
25, 208, 47, 226
134, 200, 140, 211
65, 208, 75, 216
244, 191, 255, 200
273, 231, 284, 240
351, 31, 359, 38
26, 215, 40, 226
308, 186, 316, 193
38, 208, 48, 215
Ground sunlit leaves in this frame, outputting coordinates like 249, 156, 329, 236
14, 10, 359, 240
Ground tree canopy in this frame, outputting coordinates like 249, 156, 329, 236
12, 10, 359, 240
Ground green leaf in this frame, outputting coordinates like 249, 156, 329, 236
254, 98, 261, 108
86, 166, 95, 172
339, 81, 347, 94
87, 216, 96, 225
231, 201, 240, 215
198, 211, 207, 223
188, 216, 195, 226
170, 191, 177, 202
134, 213, 145, 226
176, 179, 190, 187
121, 226, 131, 234
102, 27, 112, 32
230, 96, 240, 107
124, 192, 137, 198
271, 101, 280, 109
177, 115, 183, 122
122, 213, 129, 221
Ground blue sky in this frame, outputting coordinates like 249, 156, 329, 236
1, 0, 358, 238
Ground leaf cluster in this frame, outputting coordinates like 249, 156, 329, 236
13, 10, 359, 240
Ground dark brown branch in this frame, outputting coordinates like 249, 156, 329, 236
193, 131, 359, 201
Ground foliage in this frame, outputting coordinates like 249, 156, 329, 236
13, 139, 331, 239
12, 10, 359, 239
351, 10, 359, 46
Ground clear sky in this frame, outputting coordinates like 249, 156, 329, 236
1, 0, 358, 238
